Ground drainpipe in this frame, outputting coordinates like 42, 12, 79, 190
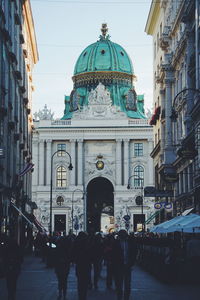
195, 0, 199, 90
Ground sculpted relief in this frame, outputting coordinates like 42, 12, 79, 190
73, 83, 126, 119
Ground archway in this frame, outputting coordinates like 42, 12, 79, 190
86, 177, 114, 233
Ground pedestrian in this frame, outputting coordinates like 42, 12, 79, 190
88, 232, 104, 289
111, 230, 137, 300
54, 236, 72, 299
4, 236, 23, 300
73, 232, 91, 300
103, 233, 115, 289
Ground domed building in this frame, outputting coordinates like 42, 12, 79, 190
32, 25, 154, 234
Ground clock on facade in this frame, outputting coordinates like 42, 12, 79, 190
96, 160, 104, 170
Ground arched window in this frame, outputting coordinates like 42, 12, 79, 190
56, 166, 67, 187
134, 166, 144, 187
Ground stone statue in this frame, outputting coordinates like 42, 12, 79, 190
33, 104, 54, 120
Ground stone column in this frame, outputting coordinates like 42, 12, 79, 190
78, 139, 83, 185
39, 140, 44, 185
46, 139, 52, 185
160, 88, 165, 159
70, 139, 76, 186
32, 140, 38, 186
164, 75, 175, 164
123, 139, 129, 186
116, 139, 122, 185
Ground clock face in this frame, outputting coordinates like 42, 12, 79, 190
96, 160, 104, 170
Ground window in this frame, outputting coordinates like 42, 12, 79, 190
56, 166, 67, 187
134, 166, 144, 187
134, 143, 143, 157
57, 144, 66, 156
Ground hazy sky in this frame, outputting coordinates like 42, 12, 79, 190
31, 0, 153, 119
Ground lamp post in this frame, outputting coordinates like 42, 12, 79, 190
49, 150, 73, 239
170, 88, 200, 122
127, 174, 144, 232
71, 189, 84, 234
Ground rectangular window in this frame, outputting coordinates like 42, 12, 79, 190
134, 143, 143, 157
57, 144, 66, 156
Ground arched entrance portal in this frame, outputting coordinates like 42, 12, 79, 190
87, 177, 114, 233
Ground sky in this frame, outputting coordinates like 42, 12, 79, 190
31, 0, 153, 119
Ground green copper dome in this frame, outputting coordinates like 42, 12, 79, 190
74, 39, 133, 75
62, 24, 146, 120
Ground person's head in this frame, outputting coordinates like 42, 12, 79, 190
118, 229, 128, 240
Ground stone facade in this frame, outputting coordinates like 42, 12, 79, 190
32, 112, 154, 233
0, 0, 38, 242
145, 0, 200, 222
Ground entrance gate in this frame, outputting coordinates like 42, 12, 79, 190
86, 177, 114, 233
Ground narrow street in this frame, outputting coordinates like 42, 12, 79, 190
0, 255, 200, 300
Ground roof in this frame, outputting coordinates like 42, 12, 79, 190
74, 36, 134, 76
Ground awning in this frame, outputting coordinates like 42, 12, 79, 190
11, 203, 35, 227
182, 207, 194, 216
150, 214, 200, 233
33, 216, 46, 233
11, 204, 46, 232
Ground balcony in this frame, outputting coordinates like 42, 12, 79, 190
8, 121, 15, 130
14, 70, 22, 81
8, 51, 18, 65
0, 107, 7, 117
159, 33, 170, 51
149, 106, 161, 126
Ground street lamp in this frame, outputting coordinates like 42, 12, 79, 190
71, 189, 84, 234
49, 150, 73, 239
127, 174, 144, 232
170, 88, 200, 122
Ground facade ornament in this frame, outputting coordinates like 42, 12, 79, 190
34, 104, 54, 120
73, 83, 126, 120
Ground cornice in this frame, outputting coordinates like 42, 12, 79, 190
34, 126, 153, 134
145, 1, 161, 35
72, 71, 135, 86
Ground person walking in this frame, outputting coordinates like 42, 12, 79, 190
111, 230, 137, 300
54, 236, 72, 299
73, 232, 91, 300
88, 232, 104, 289
4, 236, 23, 300
103, 233, 115, 289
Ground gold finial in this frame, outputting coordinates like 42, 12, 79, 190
101, 23, 108, 38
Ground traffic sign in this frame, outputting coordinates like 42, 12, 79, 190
144, 186, 173, 197
123, 215, 130, 221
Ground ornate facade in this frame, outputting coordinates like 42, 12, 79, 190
32, 25, 154, 234
145, 0, 200, 222
0, 0, 38, 242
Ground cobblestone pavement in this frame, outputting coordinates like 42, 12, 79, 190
0, 255, 200, 300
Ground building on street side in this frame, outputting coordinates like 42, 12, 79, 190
0, 0, 38, 244
145, 0, 200, 223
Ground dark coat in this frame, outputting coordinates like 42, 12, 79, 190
111, 237, 137, 269
54, 237, 72, 275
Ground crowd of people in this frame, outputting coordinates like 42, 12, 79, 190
0, 230, 138, 300
1, 229, 200, 300
34, 230, 138, 300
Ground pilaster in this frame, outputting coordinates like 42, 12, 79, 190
78, 139, 83, 185
70, 139, 76, 186
39, 140, 45, 185
123, 139, 130, 186
46, 139, 52, 185
116, 139, 122, 185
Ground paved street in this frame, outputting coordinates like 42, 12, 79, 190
0, 255, 200, 300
